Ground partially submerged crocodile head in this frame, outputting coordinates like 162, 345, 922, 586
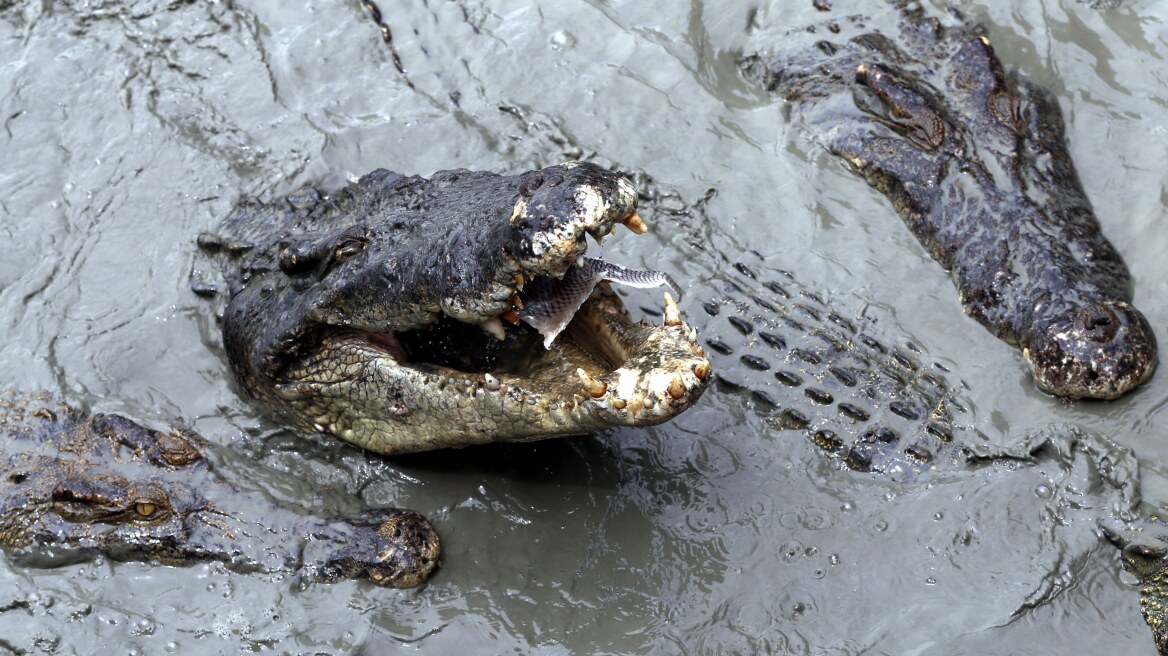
1101, 520, 1168, 655
743, 2, 1157, 401
198, 162, 710, 454
0, 391, 439, 587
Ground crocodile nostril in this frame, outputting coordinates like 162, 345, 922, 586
519, 174, 545, 196
1075, 303, 1119, 343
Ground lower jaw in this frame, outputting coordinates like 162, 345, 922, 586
273, 290, 710, 454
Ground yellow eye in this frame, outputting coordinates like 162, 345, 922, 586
135, 502, 157, 517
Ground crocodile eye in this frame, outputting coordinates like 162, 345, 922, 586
334, 238, 367, 261
135, 502, 157, 517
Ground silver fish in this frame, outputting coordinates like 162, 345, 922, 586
519, 257, 682, 348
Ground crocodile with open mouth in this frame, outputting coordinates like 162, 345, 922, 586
0, 390, 440, 587
196, 162, 710, 454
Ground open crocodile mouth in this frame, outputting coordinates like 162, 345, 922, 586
387, 271, 707, 412
274, 176, 712, 454
377, 208, 709, 434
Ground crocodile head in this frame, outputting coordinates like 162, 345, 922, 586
745, 7, 1158, 402
309, 509, 441, 588
205, 162, 710, 454
1101, 521, 1168, 655
1, 394, 440, 588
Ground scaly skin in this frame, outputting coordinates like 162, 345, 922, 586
742, 1, 1157, 399
0, 390, 439, 588
197, 162, 709, 454
693, 255, 979, 482
1101, 521, 1168, 655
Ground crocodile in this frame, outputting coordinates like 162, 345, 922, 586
1101, 521, 1168, 655
0, 390, 439, 588
741, 0, 1157, 400
195, 162, 710, 455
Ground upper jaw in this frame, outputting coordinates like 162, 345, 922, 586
507, 162, 640, 278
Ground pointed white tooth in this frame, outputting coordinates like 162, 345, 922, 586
693, 361, 710, 380
622, 211, 648, 234
576, 368, 608, 398
576, 255, 585, 268
481, 317, 506, 341
663, 292, 682, 326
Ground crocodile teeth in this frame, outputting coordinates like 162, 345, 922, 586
667, 375, 686, 399
693, 361, 710, 380
481, 317, 506, 341
576, 368, 608, 398
514, 273, 525, 290
663, 292, 682, 326
501, 309, 520, 325
622, 211, 648, 234
510, 294, 523, 310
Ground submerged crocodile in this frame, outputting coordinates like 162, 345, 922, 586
742, 0, 1157, 400
1102, 521, 1168, 656
693, 253, 980, 482
196, 162, 709, 455
0, 390, 439, 588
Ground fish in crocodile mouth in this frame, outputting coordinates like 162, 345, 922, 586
201, 161, 711, 454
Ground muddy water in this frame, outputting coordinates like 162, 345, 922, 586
0, 0, 1165, 653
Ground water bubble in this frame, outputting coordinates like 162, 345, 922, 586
1035, 483, 1053, 499
873, 519, 888, 532
132, 619, 155, 636
549, 30, 576, 50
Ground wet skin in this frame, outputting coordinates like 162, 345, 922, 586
197, 162, 710, 455
695, 255, 977, 482
742, 0, 1157, 399
0, 390, 439, 588
1102, 521, 1168, 655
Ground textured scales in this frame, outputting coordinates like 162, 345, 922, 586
742, 0, 1157, 399
692, 257, 981, 482
0, 390, 439, 588
1102, 521, 1168, 655
197, 162, 709, 455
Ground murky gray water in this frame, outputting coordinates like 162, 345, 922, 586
1, 0, 1165, 653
